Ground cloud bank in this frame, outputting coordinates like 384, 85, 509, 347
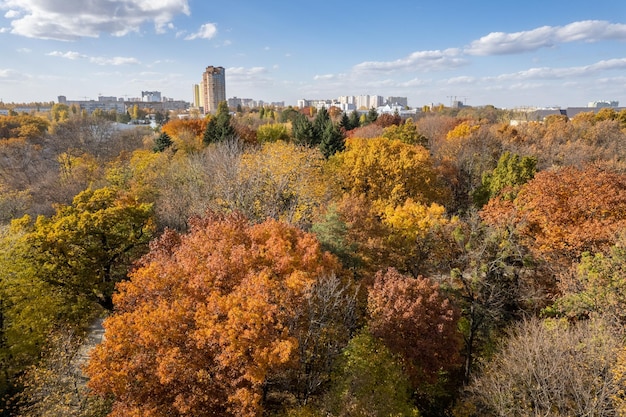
0, 0, 190, 40
466, 20, 626, 55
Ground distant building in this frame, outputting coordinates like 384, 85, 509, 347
142, 91, 162, 102
588, 100, 619, 108
386, 96, 408, 107
192, 84, 202, 109
58, 95, 125, 114
201, 66, 226, 114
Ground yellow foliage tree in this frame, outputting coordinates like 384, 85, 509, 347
328, 136, 448, 212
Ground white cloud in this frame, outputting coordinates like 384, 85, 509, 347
492, 57, 626, 81
313, 74, 335, 81
466, 20, 626, 56
90, 56, 141, 66
353, 48, 467, 73
46, 50, 140, 65
4, 9, 19, 18
185, 23, 218, 40
1, 0, 190, 40
0, 68, 18, 78
47, 50, 86, 60
226, 66, 273, 87
0, 68, 29, 82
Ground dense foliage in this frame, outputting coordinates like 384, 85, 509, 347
3, 104, 626, 416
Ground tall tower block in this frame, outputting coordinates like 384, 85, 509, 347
201, 66, 226, 114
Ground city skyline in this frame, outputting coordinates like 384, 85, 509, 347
1, 0, 626, 109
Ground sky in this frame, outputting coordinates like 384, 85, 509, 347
1, 0, 626, 109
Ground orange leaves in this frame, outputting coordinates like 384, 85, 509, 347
87, 211, 341, 417
482, 165, 626, 262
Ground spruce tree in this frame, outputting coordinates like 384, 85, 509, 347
292, 113, 316, 146
203, 101, 235, 145
319, 121, 345, 158
312, 106, 330, 145
339, 112, 351, 131
348, 110, 360, 129
153, 131, 173, 152
366, 107, 378, 124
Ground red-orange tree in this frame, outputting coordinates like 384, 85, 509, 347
87, 212, 342, 417
481, 165, 626, 263
367, 268, 461, 411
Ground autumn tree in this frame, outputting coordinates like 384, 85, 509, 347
468, 318, 621, 417
256, 122, 290, 143
0, 115, 49, 141
161, 118, 206, 152
386, 200, 454, 265
24, 186, 155, 310
345, 123, 383, 139
234, 141, 330, 227
383, 118, 428, 147
328, 136, 448, 211
368, 268, 461, 414
375, 112, 402, 128
0, 220, 89, 410
481, 165, 626, 264
87, 213, 343, 417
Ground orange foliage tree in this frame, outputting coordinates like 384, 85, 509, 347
160, 118, 207, 152
87, 212, 342, 417
481, 165, 626, 263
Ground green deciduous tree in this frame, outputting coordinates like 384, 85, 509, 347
24, 186, 155, 310
550, 233, 626, 330
473, 151, 536, 207
323, 330, 419, 417
383, 118, 428, 147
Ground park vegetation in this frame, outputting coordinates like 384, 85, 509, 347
2, 103, 626, 416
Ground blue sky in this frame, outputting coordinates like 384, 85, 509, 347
1, 0, 626, 109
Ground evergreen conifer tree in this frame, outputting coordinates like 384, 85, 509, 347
153, 131, 173, 152
319, 122, 345, 158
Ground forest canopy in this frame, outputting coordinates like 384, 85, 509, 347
3, 104, 626, 417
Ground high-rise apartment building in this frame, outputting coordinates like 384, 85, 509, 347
201, 66, 226, 114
